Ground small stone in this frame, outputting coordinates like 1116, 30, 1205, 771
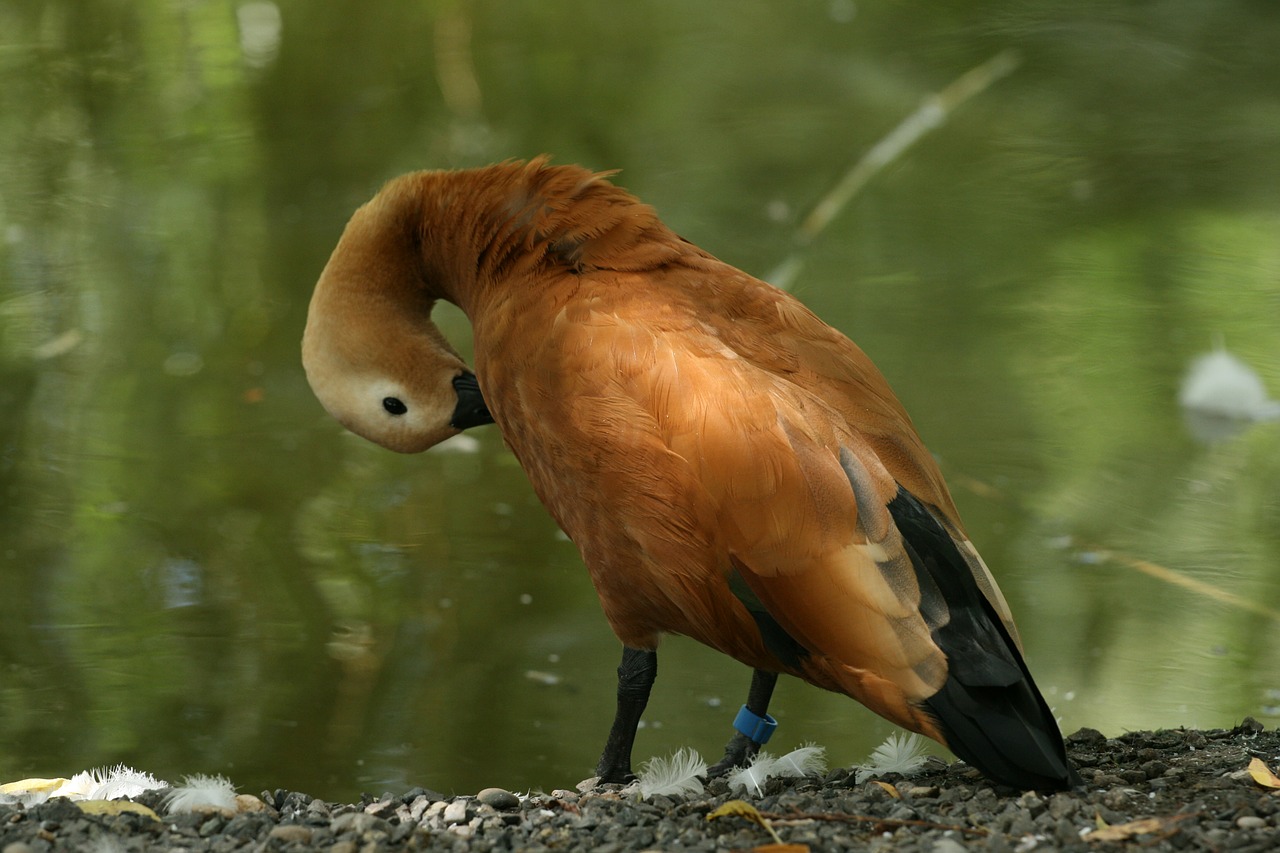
363, 797, 398, 818
1067, 727, 1107, 746
1047, 793, 1077, 819
1007, 814, 1037, 836
406, 796, 431, 822
477, 787, 520, 810
1239, 717, 1265, 734
328, 842, 358, 853
1140, 760, 1168, 778
234, 794, 269, 814
1016, 792, 1047, 817
330, 812, 385, 835
1237, 815, 1267, 830
273, 791, 312, 815
268, 825, 313, 844
932, 838, 968, 853
442, 800, 470, 825
1101, 789, 1130, 809
3, 843, 36, 853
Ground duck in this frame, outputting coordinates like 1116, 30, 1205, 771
301, 157, 1078, 791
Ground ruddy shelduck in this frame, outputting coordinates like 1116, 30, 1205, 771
302, 158, 1078, 791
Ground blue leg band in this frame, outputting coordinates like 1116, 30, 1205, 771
733, 704, 779, 744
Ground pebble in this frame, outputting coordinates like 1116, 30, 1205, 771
267, 824, 312, 844
329, 811, 384, 836
1047, 792, 1077, 818
0, 725, 1277, 852
442, 800, 470, 825
477, 787, 520, 810
932, 838, 968, 853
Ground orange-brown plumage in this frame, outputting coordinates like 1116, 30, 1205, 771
302, 158, 1076, 790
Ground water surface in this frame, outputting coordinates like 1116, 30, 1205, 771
2, 1, 1278, 801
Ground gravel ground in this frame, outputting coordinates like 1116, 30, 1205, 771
4, 720, 1280, 851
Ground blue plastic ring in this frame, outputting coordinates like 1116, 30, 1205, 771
732, 704, 779, 744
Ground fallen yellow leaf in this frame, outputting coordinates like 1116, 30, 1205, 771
751, 845, 811, 853
708, 799, 764, 822
1248, 758, 1280, 790
1088, 815, 1182, 842
707, 799, 784, 844
870, 780, 901, 799
76, 800, 160, 820
0, 778, 69, 795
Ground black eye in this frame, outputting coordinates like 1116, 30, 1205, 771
382, 397, 407, 416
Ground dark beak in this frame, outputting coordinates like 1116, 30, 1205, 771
450, 371, 494, 430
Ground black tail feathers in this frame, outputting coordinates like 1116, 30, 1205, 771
925, 675, 1080, 790
881, 484, 1079, 791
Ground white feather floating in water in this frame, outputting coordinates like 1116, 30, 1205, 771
636, 748, 707, 799
162, 774, 238, 814
1179, 349, 1280, 421
855, 733, 927, 783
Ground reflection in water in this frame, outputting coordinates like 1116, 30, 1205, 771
0, 1, 1278, 802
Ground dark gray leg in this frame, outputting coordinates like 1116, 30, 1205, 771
594, 647, 658, 783
707, 668, 779, 777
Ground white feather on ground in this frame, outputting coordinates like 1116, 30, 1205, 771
772, 744, 827, 778
0, 766, 167, 805
83, 765, 166, 800
636, 748, 707, 799
855, 733, 928, 783
727, 752, 778, 797
162, 774, 238, 814
728, 745, 827, 796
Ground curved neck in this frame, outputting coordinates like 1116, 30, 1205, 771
367, 159, 695, 318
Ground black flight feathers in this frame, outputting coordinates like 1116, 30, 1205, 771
727, 446, 1078, 790
882, 484, 1080, 791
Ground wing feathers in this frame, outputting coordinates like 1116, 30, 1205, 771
484, 244, 1072, 788
884, 486, 1076, 788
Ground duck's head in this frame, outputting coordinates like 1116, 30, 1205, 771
301, 183, 492, 454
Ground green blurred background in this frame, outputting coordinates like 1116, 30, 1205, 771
1, 0, 1278, 801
